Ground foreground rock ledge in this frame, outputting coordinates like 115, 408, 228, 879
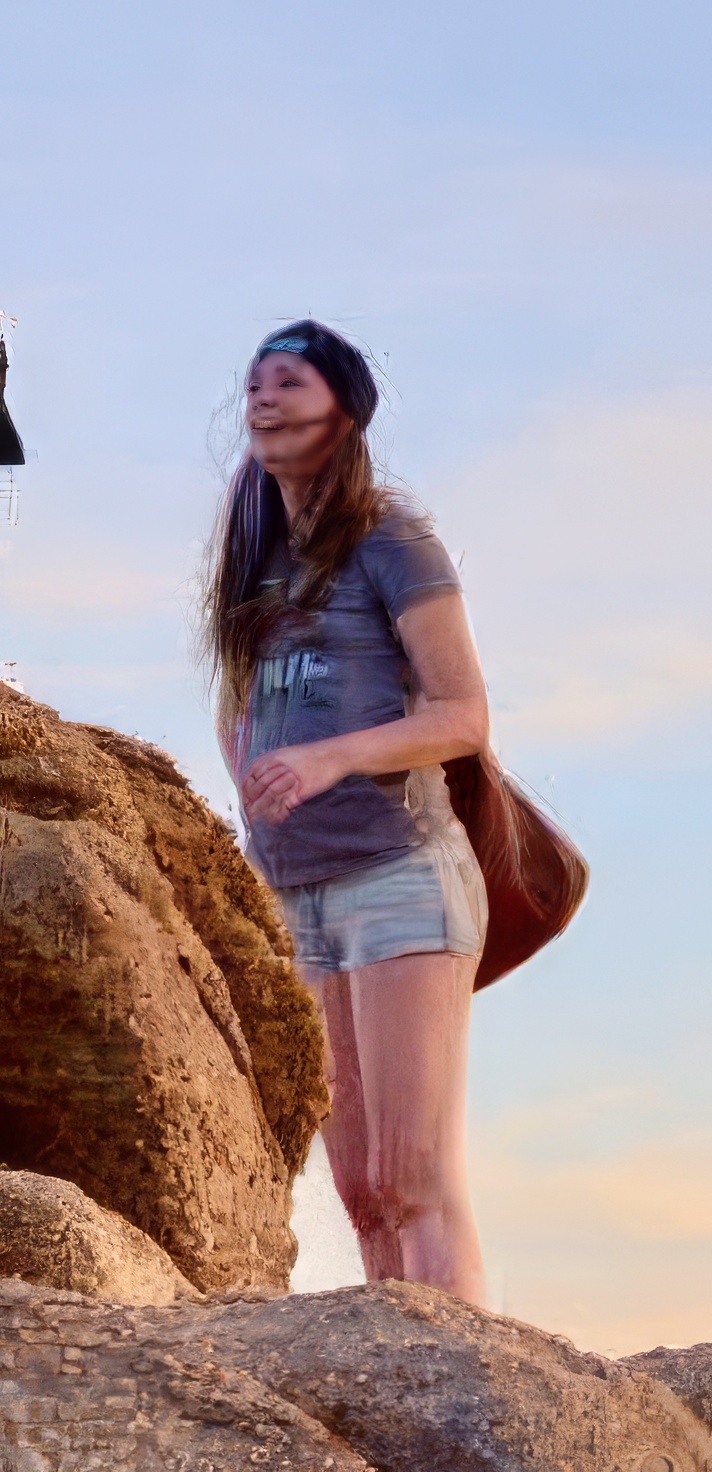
0, 1278, 710, 1471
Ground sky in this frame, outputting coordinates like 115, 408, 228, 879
2, 0, 711, 1357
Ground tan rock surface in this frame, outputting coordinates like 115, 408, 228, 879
83, 721, 326, 1173
0, 1171, 201, 1307
621, 1343, 712, 1437
0, 685, 327, 1293
0, 1277, 709, 1471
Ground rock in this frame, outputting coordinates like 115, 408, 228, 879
84, 721, 327, 1173
0, 1279, 369, 1472
0, 1171, 200, 1306
0, 1277, 709, 1471
621, 1342, 712, 1435
0, 685, 327, 1294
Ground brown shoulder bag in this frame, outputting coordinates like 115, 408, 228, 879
443, 747, 589, 991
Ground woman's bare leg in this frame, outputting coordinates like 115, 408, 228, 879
349, 952, 486, 1306
299, 966, 403, 1279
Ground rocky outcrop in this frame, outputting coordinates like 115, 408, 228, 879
0, 1173, 200, 1307
621, 1343, 712, 1437
2, 684, 709, 1470
0, 1276, 709, 1471
0, 686, 327, 1293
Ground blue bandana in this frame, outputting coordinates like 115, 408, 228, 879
260, 335, 311, 356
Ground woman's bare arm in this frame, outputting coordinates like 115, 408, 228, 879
241, 591, 488, 824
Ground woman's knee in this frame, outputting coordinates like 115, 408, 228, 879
334, 1153, 448, 1236
366, 1145, 442, 1228
334, 1173, 390, 1237
330, 1153, 406, 1236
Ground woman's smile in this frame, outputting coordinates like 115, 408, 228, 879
245, 350, 350, 505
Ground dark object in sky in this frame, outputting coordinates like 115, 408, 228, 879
0, 338, 25, 466
444, 747, 589, 990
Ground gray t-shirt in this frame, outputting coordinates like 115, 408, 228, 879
227, 504, 462, 889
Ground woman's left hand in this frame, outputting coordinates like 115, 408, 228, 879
241, 594, 490, 827
241, 741, 344, 825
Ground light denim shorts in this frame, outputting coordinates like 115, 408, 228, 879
278, 837, 488, 974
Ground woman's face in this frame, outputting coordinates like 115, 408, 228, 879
246, 351, 349, 479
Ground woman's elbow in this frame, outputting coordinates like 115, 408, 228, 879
453, 701, 489, 757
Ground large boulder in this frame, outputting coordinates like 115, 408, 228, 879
0, 686, 327, 1293
0, 1277, 709, 1471
0, 1172, 199, 1306
83, 720, 326, 1173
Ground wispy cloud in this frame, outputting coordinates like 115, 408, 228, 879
3, 562, 179, 615
477, 1124, 712, 1245
493, 621, 712, 746
447, 387, 712, 757
392, 155, 712, 304
472, 1090, 712, 1355
459, 385, 712, 597
21, 659, 186, 693
0, 536, 205, 629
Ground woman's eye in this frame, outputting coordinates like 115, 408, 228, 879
280, 379, 298, 387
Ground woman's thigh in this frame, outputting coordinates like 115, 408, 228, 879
348, 952, 476, 1206
298, 966, 371, 1204
299, 965, 359, 1105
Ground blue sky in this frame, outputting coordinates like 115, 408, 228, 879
3, 0, 711, 1355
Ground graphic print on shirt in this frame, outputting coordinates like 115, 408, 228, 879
258, 650, 335, 712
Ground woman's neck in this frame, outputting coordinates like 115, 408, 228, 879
274, 473, 314, 527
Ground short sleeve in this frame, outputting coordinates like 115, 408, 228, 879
359, 504, 462, 624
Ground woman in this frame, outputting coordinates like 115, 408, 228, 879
204, 320, 490, 1305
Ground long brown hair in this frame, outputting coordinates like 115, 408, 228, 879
201, 409, 389, 734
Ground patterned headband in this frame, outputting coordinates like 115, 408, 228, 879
258, 335, 310, 356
